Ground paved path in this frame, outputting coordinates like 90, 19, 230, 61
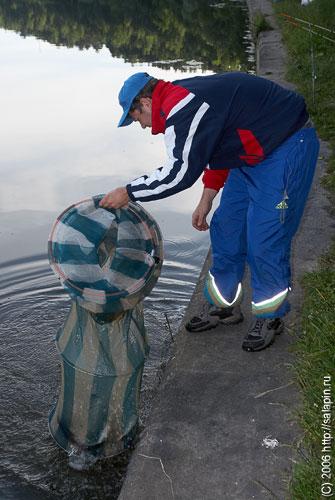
118, 1, 334, 499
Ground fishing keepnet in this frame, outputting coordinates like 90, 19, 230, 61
48, 302, 149, 457
48, 198, 163, 458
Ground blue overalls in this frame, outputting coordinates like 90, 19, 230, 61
205, 125, 320, 318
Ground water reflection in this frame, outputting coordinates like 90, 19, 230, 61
0, 0, 253, 497
0, 0, 252, 73
0, 31, 207, 217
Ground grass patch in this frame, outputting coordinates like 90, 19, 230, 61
252, 11, 273, 38
287, 248, 335, 499
274, 0, 335, 190
271, 1, 335, 499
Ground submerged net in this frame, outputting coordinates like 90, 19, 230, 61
49, 302, 149, 458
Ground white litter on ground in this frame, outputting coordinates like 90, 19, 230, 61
262, 437, 279, 449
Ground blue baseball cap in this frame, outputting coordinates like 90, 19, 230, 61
118, 72, 153, 127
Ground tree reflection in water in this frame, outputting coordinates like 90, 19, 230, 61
0, 0, 253, 73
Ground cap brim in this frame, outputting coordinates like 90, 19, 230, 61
118, 110, 133, 127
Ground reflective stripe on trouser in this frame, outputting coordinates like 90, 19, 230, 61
205, 271, 243, 308
208, 127, 319, 318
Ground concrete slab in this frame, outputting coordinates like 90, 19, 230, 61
118, 1, 334, 499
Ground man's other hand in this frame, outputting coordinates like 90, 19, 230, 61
192, 188, 218, 231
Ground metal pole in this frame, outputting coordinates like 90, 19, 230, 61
309, 23, 315, 105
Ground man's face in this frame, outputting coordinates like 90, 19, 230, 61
129, 97, 152, 129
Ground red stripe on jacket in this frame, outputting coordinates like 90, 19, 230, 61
237, 129, 265, 165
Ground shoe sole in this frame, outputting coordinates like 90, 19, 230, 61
186, 313, 244, 332
219, 313, 244, 326
186, 322, 219, 333
242, 323, 284, 352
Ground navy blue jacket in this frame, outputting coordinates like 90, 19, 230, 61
126, 72, 308, 202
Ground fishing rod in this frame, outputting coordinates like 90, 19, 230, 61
283, 18, 335, 44
280, 12, 335, 103
281, 13, 335, 36
280, 13, 335, 104
280, 13, 335, 44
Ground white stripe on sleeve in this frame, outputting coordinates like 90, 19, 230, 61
131, 101, 210, 198
166, 92, 195, 119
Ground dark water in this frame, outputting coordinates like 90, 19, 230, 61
0, 0, 254, 498
0, 236, 209, 499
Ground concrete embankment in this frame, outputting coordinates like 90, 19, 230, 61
118, 1, 334, 499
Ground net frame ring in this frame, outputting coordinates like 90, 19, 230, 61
48, 196, 163, 313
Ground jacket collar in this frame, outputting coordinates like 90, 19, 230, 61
151, 80, 172, 135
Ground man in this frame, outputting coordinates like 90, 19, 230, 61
99, 71, 319, 351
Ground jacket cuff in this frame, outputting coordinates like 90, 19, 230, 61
126, 184, 136, 201
202, 169, 229, 191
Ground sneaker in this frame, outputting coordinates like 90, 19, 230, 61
242, 318, 284, 352
185, 301, 243, 332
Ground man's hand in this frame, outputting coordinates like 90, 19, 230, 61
192, 188, 218, 231
99, 187, 130, 209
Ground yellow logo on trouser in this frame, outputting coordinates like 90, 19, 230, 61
275, 200, 288, 209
